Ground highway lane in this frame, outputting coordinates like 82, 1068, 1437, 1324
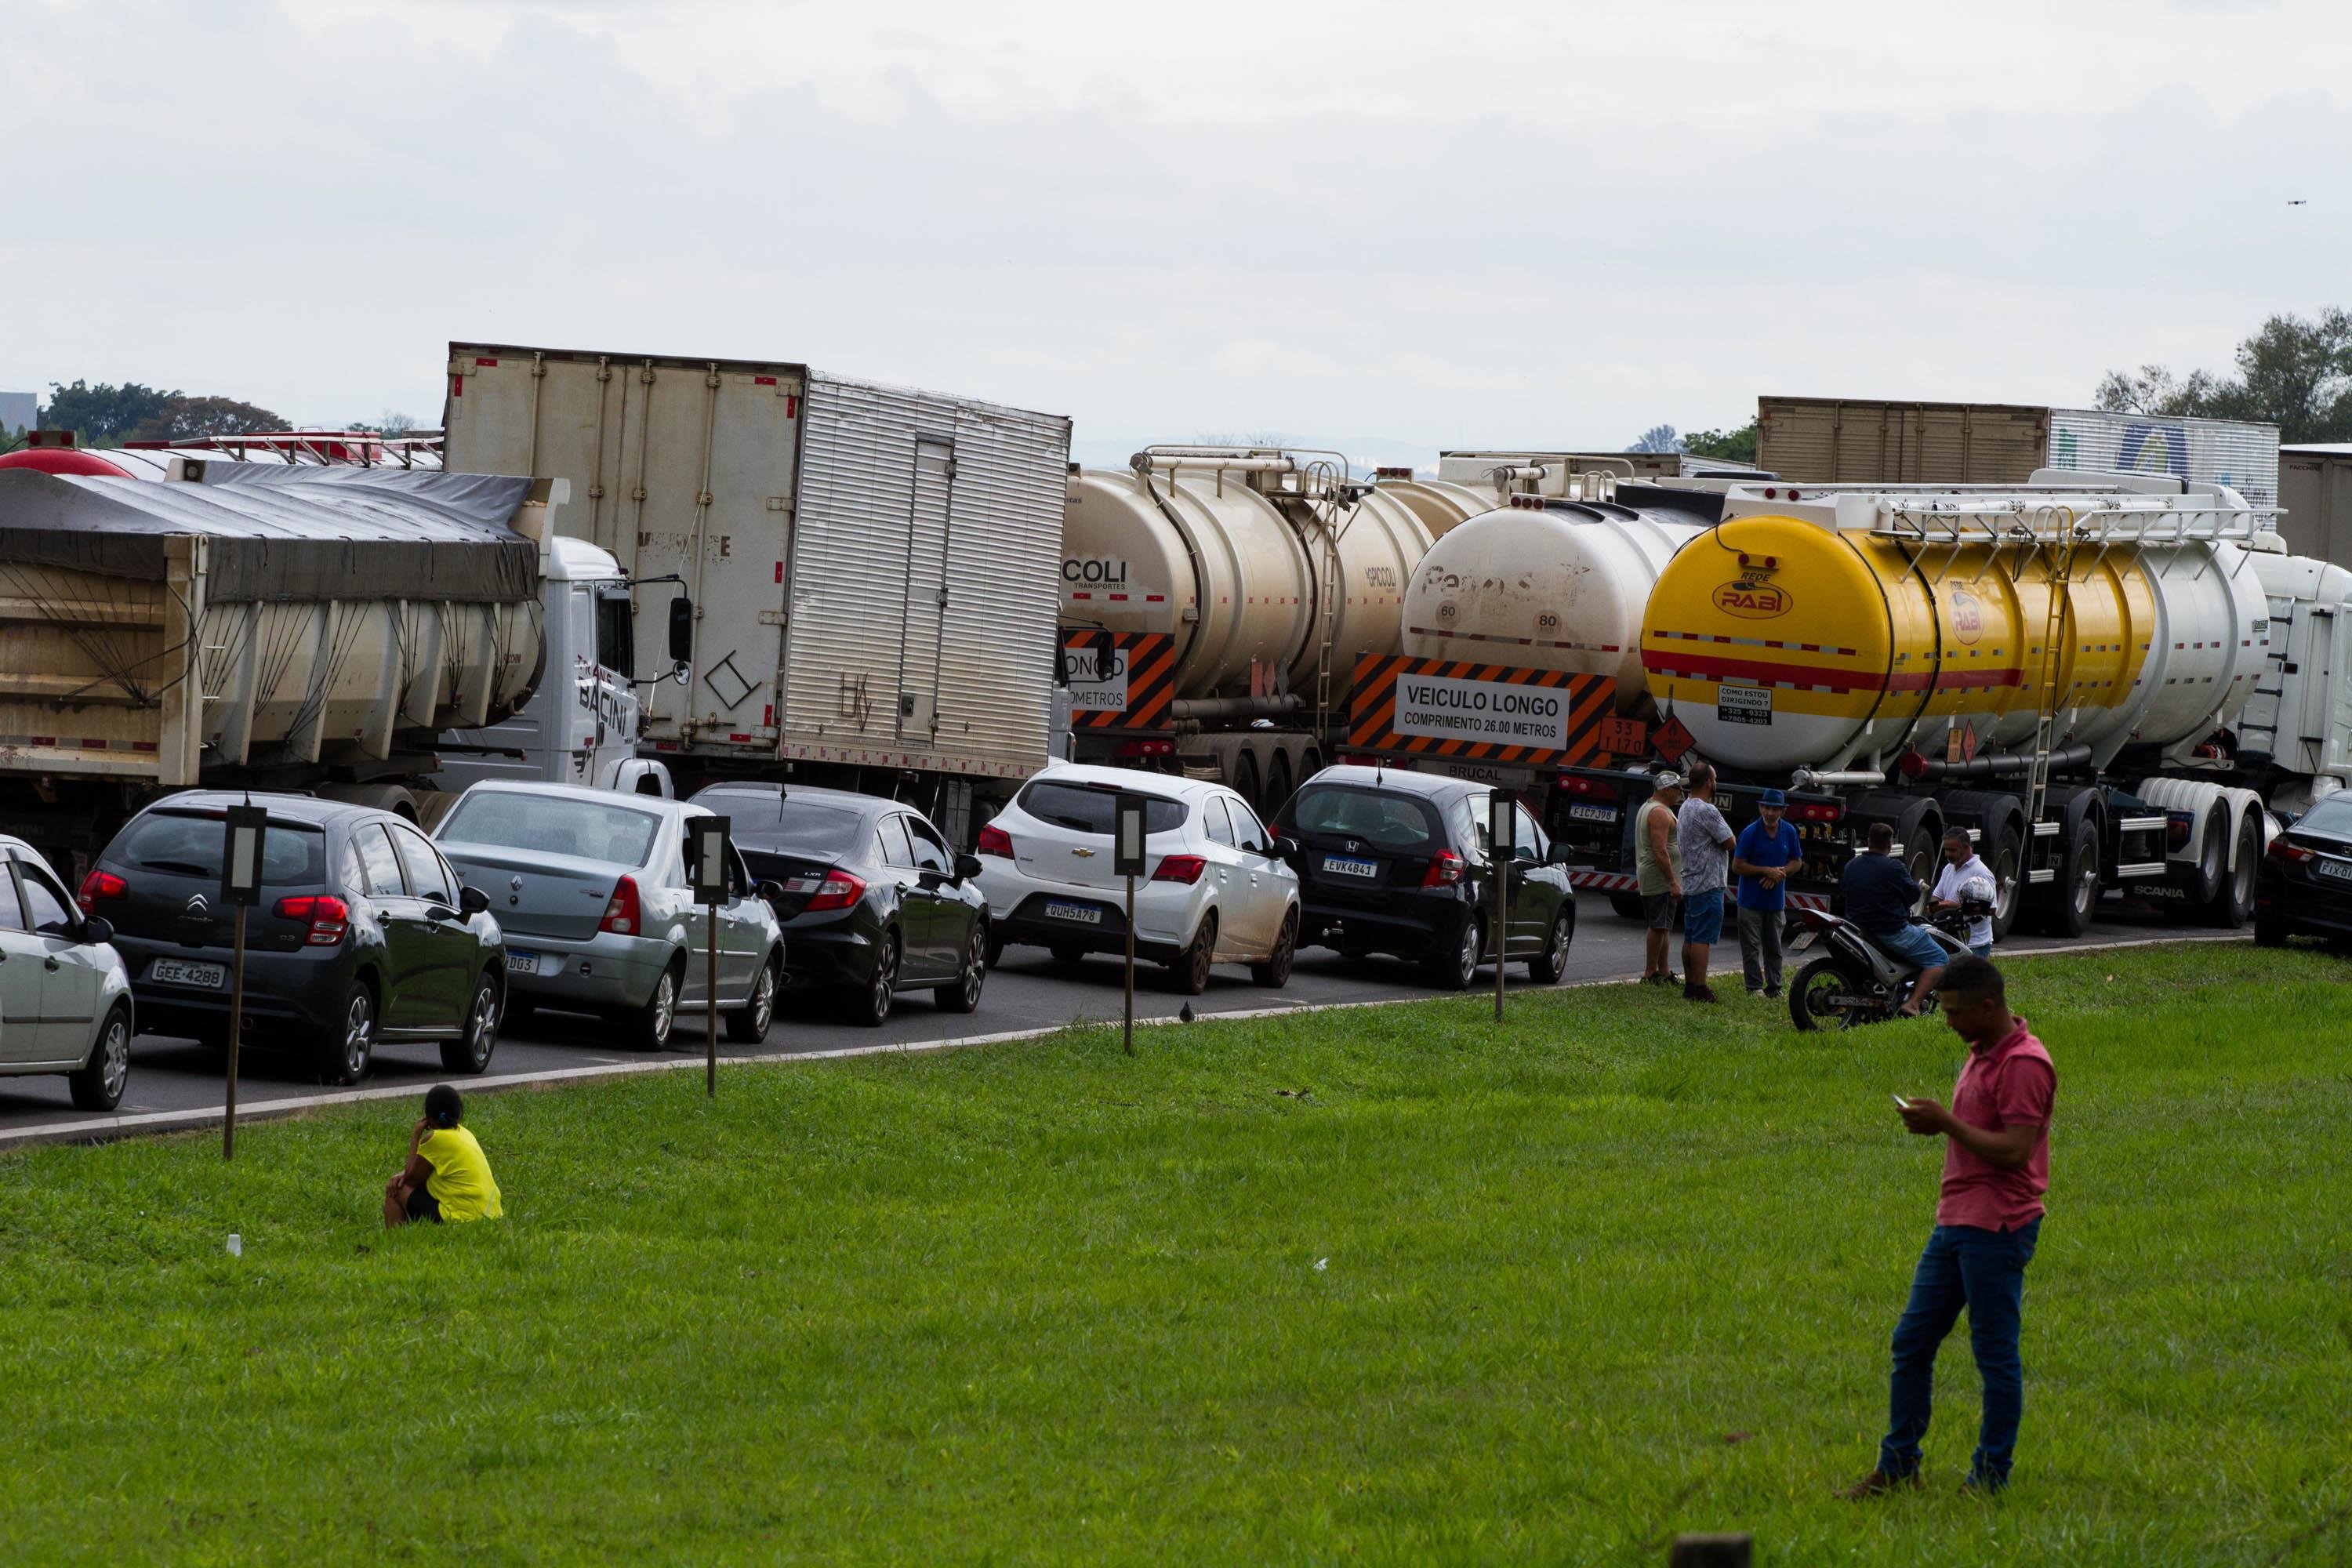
0, 895, 2212, 1142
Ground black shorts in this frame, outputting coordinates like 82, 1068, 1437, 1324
405, 1185, 444, 1224
1642, 891, 1682, 931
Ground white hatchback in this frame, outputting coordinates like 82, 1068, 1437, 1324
977, 764, 1301, 993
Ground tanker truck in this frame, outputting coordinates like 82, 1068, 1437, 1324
1057, 447, 1485, 811
0, 441, 664, 875
1413, 471, 2324, 939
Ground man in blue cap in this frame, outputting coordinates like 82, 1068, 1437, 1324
1732, 787, 1804, 998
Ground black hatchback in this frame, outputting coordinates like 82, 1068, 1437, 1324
86, 793, 506, 1083
1273, 765, 1578, 990
2256, 793, 2352, 948
690, 783, 989, 1026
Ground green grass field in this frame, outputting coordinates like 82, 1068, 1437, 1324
3, 942, 2347, 1565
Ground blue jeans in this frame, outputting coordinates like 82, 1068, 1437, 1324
1878, 1219, 2041, 1488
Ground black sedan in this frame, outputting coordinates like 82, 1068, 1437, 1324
86, 792, 506, 1083
2256, 793, 2352, 948
689, 783, 989, 1025
1271, 764, 1577, 990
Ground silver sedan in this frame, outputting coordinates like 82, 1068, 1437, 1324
433, 783, 784, 1049
1, 835, 135, 1109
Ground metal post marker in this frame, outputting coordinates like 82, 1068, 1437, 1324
219, 804, 267, 1160
1488, 789, 1517, 1024
1113, 793, 1147, 1055
690, 815, 731, 1098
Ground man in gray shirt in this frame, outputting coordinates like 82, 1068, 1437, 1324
1675, 760, 1735, 1004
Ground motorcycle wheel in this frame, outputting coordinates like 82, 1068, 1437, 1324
1789, 956, 1871, 1031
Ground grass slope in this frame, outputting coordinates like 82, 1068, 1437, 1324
2, 944, 2348, 1565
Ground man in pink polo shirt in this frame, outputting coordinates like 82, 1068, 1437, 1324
1840, 954, 2055, 1496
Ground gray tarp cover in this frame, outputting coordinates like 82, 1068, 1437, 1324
0, 464, 538, 603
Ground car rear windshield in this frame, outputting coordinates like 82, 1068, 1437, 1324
1017, 780, 1189, 836
1283, 785, 1443, 851
111, 810, 325, 884
2296, 795, 2352, 837
437, 793, 662, 867
731, 802, 871, 856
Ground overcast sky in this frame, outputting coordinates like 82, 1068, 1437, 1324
5, 0, 2347, 452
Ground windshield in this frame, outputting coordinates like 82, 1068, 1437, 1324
1283, 785, 1442, 851
111, 810, 325, 884
437, 792, 662, 867
731, 802, 872, 856
1017, 780, 1188, 836
2296, 794, 2352, 837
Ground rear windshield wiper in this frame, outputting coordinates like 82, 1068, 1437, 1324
137, 859, 215, 875
1047, 815, 1102, 833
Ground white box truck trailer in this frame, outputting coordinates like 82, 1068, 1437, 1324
441, 344, 1071, 842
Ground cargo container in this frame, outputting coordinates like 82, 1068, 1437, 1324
442, 343, 1072, 844
2278, 444, 2352, 565
1434, 449, 1759, 499
1758, 397, 2280, 506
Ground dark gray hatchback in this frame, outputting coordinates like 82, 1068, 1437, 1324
85, 792, 506, 1083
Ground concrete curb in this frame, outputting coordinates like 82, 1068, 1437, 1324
0, 930, 2252, 1153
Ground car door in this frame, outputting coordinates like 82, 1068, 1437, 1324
1218, 794, 1285, 953
0, 866, 46, 1064
12, 855, 103, 1062
351, 822, 430, 1032
390, 822, 475, 1033
1508, 801, 1558, 953
720, 846, 768, 996
902, 816, 963, 978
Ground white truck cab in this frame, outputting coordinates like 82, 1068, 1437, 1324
436, 536, 673, 800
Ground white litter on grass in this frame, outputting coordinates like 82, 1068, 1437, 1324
1314, 1257, 1327, 1272
225, 1233, 242, 1258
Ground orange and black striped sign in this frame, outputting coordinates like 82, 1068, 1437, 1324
1065, 630, 1178, 731
1348, 655, 1616, 766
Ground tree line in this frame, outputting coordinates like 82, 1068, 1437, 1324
2, 380, 425, 452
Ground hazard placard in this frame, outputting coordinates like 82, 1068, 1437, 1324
1063, 631, 1176, 731
1349, 655, 1615, 767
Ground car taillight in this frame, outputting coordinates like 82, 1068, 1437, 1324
598, 875, 642, 935
804, 869, 866, 912
273, 894, 350, 946
76, 869, 127, 913
1151, 854, 1207, 884
1421, 848, 1466, 887
977, 823, 1014, 859
2267, 839, 2315, 865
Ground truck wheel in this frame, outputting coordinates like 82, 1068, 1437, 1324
1607, 891, 1646, 921
2206, 810, 2259, 928
2042, 817, 2100, 937
1900, 826, 1939, 913
2183, 810, 2227, 909
1987, 821, 2025, 942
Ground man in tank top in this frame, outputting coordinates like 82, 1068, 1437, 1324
1633, 772, 1684, 985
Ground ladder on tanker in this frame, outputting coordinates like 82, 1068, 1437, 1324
2023, 531, 2077, 829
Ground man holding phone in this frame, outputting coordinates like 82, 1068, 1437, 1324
1841, 955, 2055, 1497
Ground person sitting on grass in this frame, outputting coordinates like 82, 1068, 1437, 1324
383, 1083, 504, 1229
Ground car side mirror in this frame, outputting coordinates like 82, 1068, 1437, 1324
668, 594, 694, 662
757, 878, 786, 904
1546, 842, 1574, 866
459, 885, 492, 916
78, 916, 114, 946
1271, 837, 1300, 860
953, 853, 984, 882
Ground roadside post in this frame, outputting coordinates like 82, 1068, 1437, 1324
1113, 793, 1146, 1055
219, 804, 267, 1161
1487, 789, 1516, 1024
690, 815, 731, 1098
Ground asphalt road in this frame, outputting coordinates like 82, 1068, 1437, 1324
0, 894, 2212, 1143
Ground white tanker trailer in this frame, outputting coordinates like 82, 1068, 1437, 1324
1392, 472, 2333, 940
1058, 447, 1482, 810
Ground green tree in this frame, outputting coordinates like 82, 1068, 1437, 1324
128, 396, 290, 442
2096, 309, 2352, 442
41, 380, 179, 445
1682, 420, 1759, 465
1631, 423, 1683, 454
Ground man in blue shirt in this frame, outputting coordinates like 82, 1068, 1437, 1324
1842, 822, 1945, 1016
1731, 787, 1804, 997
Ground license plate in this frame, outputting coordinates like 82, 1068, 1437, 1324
507, 950, 543, 976
2319, 860, 2352, 884
1321, 855, 1380, 880
1044, 900, 1103, 924
1567, 803, 1618, 822
1788, 928, 1818, 953
150, 957, 226, 989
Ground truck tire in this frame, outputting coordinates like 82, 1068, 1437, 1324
1900, 826, 1939, 914
316, 782, 420, 824
2040, 816, 2101, 938
1607, 891, 1646, 921
2182, 809, 2227, 910
2206, 809, 2259, 928
1986, 820, 2025, 942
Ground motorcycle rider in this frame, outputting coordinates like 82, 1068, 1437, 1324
1930, 829, 1997, 959
1842, 822, 1944, 1016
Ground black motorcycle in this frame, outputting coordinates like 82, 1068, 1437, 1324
1785, 898, 1986, 1031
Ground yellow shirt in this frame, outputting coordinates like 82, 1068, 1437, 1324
419, 1126, 504, 1221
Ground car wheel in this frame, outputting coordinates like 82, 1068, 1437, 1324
321, 982, 376, 1085
440, 973, 502, 1075
936, 920, 988, 1014
1249, 907, 1298, 988
69, 1003, 132, 1112
726, 951, 781, 1043
846, 931, 900, 1027
1048, 942, 1088, 965
1167, 911, 1217, 995
625, 961, 681, 1051
982, 925, 1004, 969
1425, 913, 1482, 991
1526, 906, 1573, 984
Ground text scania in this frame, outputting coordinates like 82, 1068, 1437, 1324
1393, 674, 1572, 749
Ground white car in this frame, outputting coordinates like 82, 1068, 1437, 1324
2, 835, 135, 1110
976, 764, 1301, 993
